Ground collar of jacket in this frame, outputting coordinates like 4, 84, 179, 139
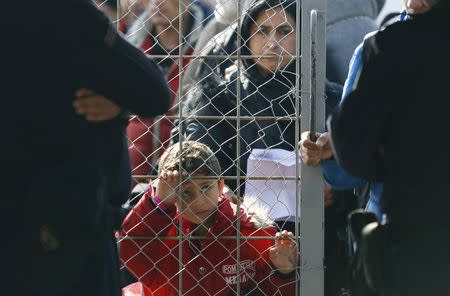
224, 61, 298, 101
125, 2, 209, 52
173, 197, 257, 237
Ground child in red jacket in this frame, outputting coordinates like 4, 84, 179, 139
120, 141, 298, 296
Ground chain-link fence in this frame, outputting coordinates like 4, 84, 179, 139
97, 0, 328, 294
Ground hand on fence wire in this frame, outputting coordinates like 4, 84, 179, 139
269, 230, 299, 274
156, 170, 188, 205
73, 88, 121, 122
299, 131, 333, 166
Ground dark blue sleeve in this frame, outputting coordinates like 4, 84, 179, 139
62, 0, 171, 118
320, 43, 367, 190
96, 31, 171, 117
321, 159, 365, 190
325, 80, 343, 121
327, 32, 395, 181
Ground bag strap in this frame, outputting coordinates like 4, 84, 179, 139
354, 182, 372, 209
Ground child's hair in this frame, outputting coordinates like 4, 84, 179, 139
158, 141, 222, 179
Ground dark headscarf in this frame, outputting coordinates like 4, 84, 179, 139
240, 0, 298, 70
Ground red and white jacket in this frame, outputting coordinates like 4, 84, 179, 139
125, 4, 210, 179
119, 188, 296, 296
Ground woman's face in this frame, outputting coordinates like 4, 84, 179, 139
248, 7, 296, 76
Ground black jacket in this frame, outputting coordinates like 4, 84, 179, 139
192, 0, 384, 85
181, 62, 342, 192
1, 0, 169, 294
176, 0, 341, 193
328, 3, 450, 295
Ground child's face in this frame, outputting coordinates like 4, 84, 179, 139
176, 177, 224, 225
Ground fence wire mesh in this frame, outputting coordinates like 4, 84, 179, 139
95, 0, 326, 294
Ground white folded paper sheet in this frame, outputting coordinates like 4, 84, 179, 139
244, 148, 300, 222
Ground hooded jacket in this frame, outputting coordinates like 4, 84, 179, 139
178, 0, 342, 193
188, 0, 384, 86
125, 2, 211, 178
120, 188, 296, 296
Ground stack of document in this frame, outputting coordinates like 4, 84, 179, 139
244, 148, 300, 222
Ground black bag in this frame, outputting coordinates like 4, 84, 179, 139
347, 210, 392, 296
360, 221, 392, 291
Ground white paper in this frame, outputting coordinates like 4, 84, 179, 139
244, 148, 300, 222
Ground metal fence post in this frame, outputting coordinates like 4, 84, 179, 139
300, 0, 327, 295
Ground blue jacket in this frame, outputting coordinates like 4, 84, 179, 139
321, 11, 408, 221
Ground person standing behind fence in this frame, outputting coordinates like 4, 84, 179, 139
1, 0, 170, 295
180, 0, 341, 205
120, 141, 298, 296
181, 0, 384, 92
124, 0, 211, 186
327, 1, 450, 295
119, 0, 151, 33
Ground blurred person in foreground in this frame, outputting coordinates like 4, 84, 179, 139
1, 0, 170, 295
298, 0, 437, 222
120, 141, 298, 295
327, 0, 450, 295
